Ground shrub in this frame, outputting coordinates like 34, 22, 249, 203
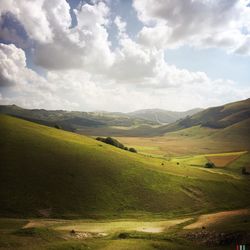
54, 124, 61, 129
118, 232, 129, 239
129, 147, 137, 153
242, 167, 250, 175
105, 137, 125, 149
96, 137, 137, 153
242, 167, 247, 175
204, 162, 215, 168
96, 137, 124, 149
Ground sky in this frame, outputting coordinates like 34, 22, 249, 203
0, 0, 250, 112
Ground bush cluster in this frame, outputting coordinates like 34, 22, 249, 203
204, 162, 215, 168
96, 137, 137, 153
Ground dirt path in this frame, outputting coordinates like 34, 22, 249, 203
54, 218, 191, 234
184, 208, 250, 229
23, 219, 65, 229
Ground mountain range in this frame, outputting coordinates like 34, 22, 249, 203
0, 104, 202, 131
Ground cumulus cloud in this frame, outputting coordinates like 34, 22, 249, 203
0, 43, 249, 112
0, 43, 37, 87
0, 1, 249, 112
0, 0, 55, 43
134, 0, 250, 54
0, 0, 113, 71
0, 43, 69, 109
32, 1, 113, 71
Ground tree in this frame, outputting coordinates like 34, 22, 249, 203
96, 136, 125, 150
129, 147, 137, 153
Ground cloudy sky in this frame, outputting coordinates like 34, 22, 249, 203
0, 0, 250, 112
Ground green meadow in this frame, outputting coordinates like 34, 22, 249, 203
0, 114, 250, 249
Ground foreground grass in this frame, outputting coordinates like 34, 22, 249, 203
1, 210, 249, 250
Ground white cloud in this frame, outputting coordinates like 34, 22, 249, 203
0, 43, 70, 109
33, 1, 113, 71
0, 0, 114, 71
0, 1, 249, 112
0, 0, 55, 43
0, 43, 249, 112
114, 16, 127, 35
134, 0, 250, 54
0, 43, 37, 87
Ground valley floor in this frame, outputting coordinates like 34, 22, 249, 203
1, 115, 250, 249
1, 208, 250, 250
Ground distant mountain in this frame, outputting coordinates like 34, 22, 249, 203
1, 99, 248, 139
157, 98, 250, 134
128, 108, 203, 124
0, 105, 157, 132
0, 105, 203, 132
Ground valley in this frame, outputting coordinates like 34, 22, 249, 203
0, 98, 250, 249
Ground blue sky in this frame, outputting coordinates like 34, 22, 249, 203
165, 46, 250, 87
0, 0, 249, 111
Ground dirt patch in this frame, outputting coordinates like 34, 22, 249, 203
184, 209, 250, 229
206, 155, 241, 167
56, 218, 191, 234
23, 219, 64, 229
136, 227, 164, 233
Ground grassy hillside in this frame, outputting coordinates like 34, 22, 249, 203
158, 98, 250, 134
1, 115, 250, 218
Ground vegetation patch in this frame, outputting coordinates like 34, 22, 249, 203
14, 227, 60, 241
96, 136, 137, 153
204, 162, 215, 168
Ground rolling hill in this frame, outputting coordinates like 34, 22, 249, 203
1, 115, 250, 218
0, 105, 202, 134
158, 98, 250, 133
128, 108, 202, 124
0, 105, 157, 132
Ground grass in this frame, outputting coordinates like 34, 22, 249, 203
117, 119, 250, 156
1, 114, 250, 219
0, 214, 248, 250
1, 101, 250, 249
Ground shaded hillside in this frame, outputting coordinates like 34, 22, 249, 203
158, 98, 250, 134
212, 118, 250, 142
128, 108, 202, 124
1, 115, 249, 218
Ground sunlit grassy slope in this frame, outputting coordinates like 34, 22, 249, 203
0, 115, 250, 218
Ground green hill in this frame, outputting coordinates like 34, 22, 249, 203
0, 115, 250, 218
157, 98, 250, 134
213, 118, 250, 142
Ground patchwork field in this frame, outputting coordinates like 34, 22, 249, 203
117, 135, 250, 157
206, 154, 242, 167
